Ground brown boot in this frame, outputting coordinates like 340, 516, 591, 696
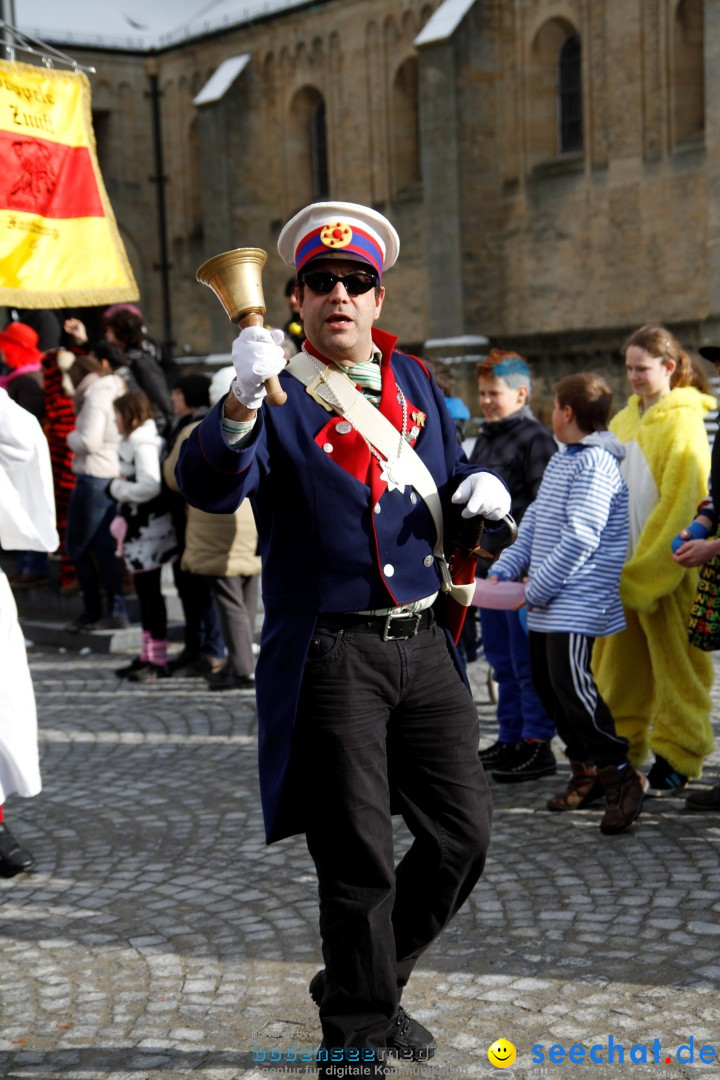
547, 761, 605, 811
597, 764, 648, 834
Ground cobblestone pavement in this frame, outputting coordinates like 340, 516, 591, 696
2, 642, 720, 1080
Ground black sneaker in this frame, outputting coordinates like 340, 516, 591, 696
0, 823, 34, 877
190, 655, 226, 678
207, 671, 255, 692
127, 663, 171, 683
478, 740, 514, 768
166, 649, 200, 674
646, 755, 688, 797
96, 614, 130, 630
308, 970, 435, 1061
686, 782, 720, 811
65, 613, 100, 633
491, 740, 557, 783
115, 656, 147, 679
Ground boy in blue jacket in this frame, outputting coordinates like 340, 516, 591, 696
491, 373, 647, 834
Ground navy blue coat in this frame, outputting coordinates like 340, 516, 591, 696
469, 407, 557, 525
176, 328, 496, 842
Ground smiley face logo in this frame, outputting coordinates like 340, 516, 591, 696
488, 1039, 517, 1068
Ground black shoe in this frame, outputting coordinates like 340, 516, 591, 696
491, 740, 557, 783
309, 970, 435, 1061
646, 754, 688, 797
127, 663, 171, 682
386, 1006, 436, 1061
0, 823, 34, 877
308, 969, 325, 1006
65, 613, 100, 633
115, 656, 147, 679
96, 614, 130, 630
685, 782, 720, 811
168, 652, 226, 678
207, 671, 255, 692
190, 655, 226, 678
166, 649, 200, 674
478, 740, 514, 768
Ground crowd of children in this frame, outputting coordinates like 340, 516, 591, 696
475, 324, 719, 834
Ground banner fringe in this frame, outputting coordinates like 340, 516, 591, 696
0, 287, 140, 308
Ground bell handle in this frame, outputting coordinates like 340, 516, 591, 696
238, 311, 287, 407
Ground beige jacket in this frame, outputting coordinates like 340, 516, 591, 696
163, 421, 261, 577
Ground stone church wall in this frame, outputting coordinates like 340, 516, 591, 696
33, 0, 720, 428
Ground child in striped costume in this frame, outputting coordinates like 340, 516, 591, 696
490, 373, 647, 834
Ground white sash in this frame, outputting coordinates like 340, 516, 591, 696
285, 351, 475, 607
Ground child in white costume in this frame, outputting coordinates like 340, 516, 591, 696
592, 325, 714, 793
0, 388, 59, 875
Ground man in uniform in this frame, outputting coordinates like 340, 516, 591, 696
177, 202, 509, 1078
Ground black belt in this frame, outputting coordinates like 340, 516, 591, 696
316, 608, 434, 642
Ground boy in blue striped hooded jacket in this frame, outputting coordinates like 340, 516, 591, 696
490, 373, 647, 834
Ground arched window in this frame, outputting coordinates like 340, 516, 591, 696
558, 33, 583, 153
672, 0, 704, 145
311, 98, 329, 199
392, 57, 421, 193
289, 86, 329, 203
528, 20, 583, 165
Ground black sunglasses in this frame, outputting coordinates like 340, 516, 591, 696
300, 269, 378, 296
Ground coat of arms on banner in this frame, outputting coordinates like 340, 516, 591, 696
0, 60, 139, 307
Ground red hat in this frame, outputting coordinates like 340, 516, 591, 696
0, 322, 43, 368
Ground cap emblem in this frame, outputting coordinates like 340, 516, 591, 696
321, 221, 352, 249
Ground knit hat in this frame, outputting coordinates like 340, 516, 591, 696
0, 322, 43, 368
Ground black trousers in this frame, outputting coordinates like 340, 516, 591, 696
133, 567, 167, 641
527, 630, 629, 766
172, 563, 225, 659
294, 615, 492, 1060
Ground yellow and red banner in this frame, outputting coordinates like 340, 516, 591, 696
0, 60, 139, 307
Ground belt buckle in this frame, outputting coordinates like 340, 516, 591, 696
382, 612, 421, 641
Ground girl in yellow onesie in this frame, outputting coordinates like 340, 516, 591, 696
592, 324, 714, 795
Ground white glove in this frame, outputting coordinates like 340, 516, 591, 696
452, 472, 511, 521
231, 326, 287, 409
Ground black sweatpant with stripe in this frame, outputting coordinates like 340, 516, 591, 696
528, 630, 629, 767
